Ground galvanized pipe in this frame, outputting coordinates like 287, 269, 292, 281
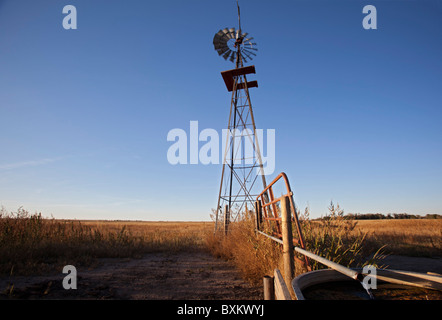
256, 230, 283, 245
256, 230, 361, 281
293, 247, 360, 281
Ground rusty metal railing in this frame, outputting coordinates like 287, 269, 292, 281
254, 172, 311, 271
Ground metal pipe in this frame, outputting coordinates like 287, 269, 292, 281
294, 247, 360, 281
256, 230, 283, 245
256, 230, 361, 281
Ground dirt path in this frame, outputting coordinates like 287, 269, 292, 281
382, 255, 442, 274
0, 250, 263, 300
1, 251, 440, 300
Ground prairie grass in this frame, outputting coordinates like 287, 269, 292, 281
205, 203, 383, 285
350, 219, 441, 257
205, 214, 282, 284
0, 207, 212, 275
299, 203, 375, 271
205, 201, 441, 285
2, 205, 440, 282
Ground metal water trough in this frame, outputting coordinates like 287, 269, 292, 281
292, 268, 442, 300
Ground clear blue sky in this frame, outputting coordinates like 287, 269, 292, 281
1, 0, 441, 220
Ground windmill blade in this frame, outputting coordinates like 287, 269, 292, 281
217, 46, 230, 56
222, 50, 232, 60
241, 50, 253, 61
214, 36, 227, 47
214, 30, 226, 42
243, 46, 258, 51
213, 36, 224, 48
229, 51, 236, 62
227, 28, 236, 39
222, 28, 231, 38
243, 41, 257, 47
213, 29, 230, 51
213, 28, 257, 63
214, 40, 227, 50
240, 52, 248, 63
241, 50, 256, 61
242, 49, 252, 59
244, 42, 257, 47
220, 28, 232, 41
243, 49, 257, 56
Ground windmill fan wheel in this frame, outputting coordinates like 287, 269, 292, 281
213, 27, 257, 63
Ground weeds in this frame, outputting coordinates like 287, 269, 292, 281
2, 203, 439, 283
299, 202, 371, 272
205, 202, 385, 285
205, 211, 282, 284
351, 219, 441, 257
0, 207, 210, 275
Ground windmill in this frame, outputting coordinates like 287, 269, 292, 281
213, 1, 268, 233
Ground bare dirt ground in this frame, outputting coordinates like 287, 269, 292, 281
1, 251, 440, 300
0, 250, 263, 300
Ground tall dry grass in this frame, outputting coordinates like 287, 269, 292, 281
205, 213, 282, 284
299, 202, 377, 271
205, 202, 378, 285
2, 204, 439, 283
351, 219, 441, 257
0, 207, 211, 275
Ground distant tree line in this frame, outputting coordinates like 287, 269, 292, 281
343, 213, 442, 220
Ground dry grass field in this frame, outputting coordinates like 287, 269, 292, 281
206, 212, 441, 284
351, 219, 441, 257
79, 220, 213, 249
1, 206, 440, 284
206, 212, 369, 283
0, 207, 212, 276
0, 208, 263, 299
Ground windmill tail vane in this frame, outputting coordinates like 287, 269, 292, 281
237, 0, 241, 33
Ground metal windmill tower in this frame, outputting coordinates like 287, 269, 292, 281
213, 1, 268, 232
